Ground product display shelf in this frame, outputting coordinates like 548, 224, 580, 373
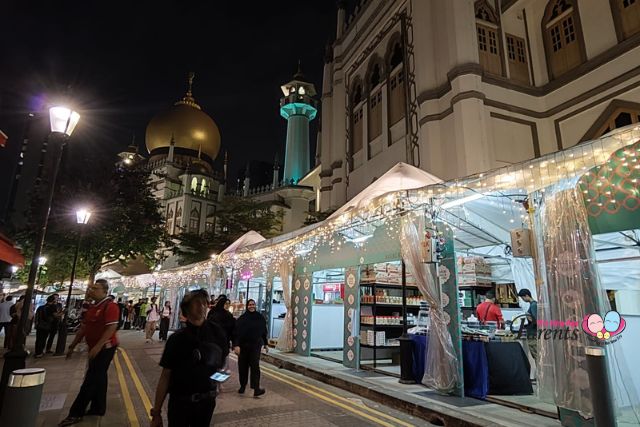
358, 260, 423, 369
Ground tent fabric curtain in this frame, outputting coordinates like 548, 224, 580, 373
510, 257, 537, 300
400, 214, 459, 393
276, 260, 294, 352
536, 184, 640, 423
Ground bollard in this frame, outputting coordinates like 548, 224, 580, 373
0, 368, 46, 427
585, 347, 616, 427
398, 334, 416, 384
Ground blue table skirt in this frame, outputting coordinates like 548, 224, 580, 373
409, 334, 489, 399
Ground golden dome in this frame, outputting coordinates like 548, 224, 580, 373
145, 73, 221, 162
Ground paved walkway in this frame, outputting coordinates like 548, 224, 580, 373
262, 348, 563, 427
2, 331, 433, 426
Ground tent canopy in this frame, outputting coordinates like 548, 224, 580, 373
0, 233, 24, 266
329, 162, 442, 219
220, 231, 266, 255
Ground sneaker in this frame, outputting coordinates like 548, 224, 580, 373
253, 388, 265, 397
58, 416, 83, 426
238, 386, 245, 394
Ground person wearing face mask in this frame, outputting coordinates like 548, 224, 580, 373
151, 290, 228, 427
233, 299, 268, 397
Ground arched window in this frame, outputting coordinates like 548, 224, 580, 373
175, 205, 183, 234
166, 206, 174, 234
387, 38, 406, 125
190, 177, 198, 192
581, 101, 640, 142
506, 34, 530, 84
475, 1, 503, 76
201, 178, 208, 195
350, 81, 364, 156
542, 0, 585, 79
189, 207, 200, 233
367, 61, 383, 141
610, 0, 640, 41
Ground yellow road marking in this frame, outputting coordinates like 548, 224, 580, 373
114, 351, 140, 427
260, 369, 399, 427
259, 364, 415, 427
119, 348, 153, 419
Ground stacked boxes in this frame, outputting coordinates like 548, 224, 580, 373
360, 330, 386, 346
457, 256, 492, 286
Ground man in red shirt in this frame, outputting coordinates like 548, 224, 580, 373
476, 290, 504, 329
58, 279, 119, 427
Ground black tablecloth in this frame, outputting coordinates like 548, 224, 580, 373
484, 341, 533, 395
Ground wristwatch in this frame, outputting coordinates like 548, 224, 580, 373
150, 408, 161, 417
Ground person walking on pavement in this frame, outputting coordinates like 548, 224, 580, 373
159, 301, 172, 341
58, 279, 120, 427
0, 295, 14, 349
146, 297, 160, 342
207, 295, 235, 381
45, 293, 63, 354
517, 289, 538, 366
34, 295, 57, 358
233, 299, 268, 397
151, 289, 228, 427
139, 298, 149, 331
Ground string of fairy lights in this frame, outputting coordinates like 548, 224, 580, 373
116, 126, 639, 290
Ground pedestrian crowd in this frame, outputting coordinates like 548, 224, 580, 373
2, 284, 269, 427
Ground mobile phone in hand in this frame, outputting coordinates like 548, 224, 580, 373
210, 371, 230, 382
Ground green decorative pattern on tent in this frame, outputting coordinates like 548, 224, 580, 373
342, 267, 360, 368
292, 274, 312, 356
579, 140, 640, 235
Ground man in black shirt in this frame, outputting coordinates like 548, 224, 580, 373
151, 289, 228, 427
518, 289, 538, 365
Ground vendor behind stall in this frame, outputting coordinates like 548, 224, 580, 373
517, 289, 537, 362
476, 291, 504, 329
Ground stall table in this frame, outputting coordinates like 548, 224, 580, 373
409, 334, 532, 399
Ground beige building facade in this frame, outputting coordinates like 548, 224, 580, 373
319, 0, 640, 212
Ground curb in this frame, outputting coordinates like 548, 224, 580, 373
262, 353, 491, 427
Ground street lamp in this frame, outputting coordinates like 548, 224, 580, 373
36, 256, 47, 287
0, 105, 80, 406
54, 208, 91, 355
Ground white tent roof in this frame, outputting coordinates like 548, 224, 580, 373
329, 162, 442, 219
220, 231, 266, 255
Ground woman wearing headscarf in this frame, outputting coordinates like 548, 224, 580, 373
232, 299, 267, 397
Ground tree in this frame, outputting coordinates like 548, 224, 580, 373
17, 158, 173, 284
176, 196, 282, 265
303, 209, 335, 226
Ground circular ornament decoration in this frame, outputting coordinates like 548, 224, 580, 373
303, 267, 307, 273
347, 321, 352, 332
304, 296, 309, 305
301, 341, 307, 351
266, 281, 272, 291
359, 257, 365, 264
348, 294, 355, 305
303, 307, 308, 316
347, 349, 354, 361
443, 311, 451, 325
441, 293, 450, 308
304, 279, 310, 290
295, 295, 300, 304
303, 318, 308, 328
346, 273, 356, 288
302, 330, 307, 339
347, 336, 355, 347
294, 317, 298, 326
348, 308, 354, 319
438, 265, 451, 283
295, 280, 301, 290
293, 339, 297, 348
294, 307, 299, 315
293, 328, 298, 337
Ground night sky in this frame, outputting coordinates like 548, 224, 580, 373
0, 1, 337, 213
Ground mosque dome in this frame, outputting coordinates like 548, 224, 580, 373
145, 73, 221, 163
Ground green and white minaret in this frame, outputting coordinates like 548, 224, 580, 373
280, 64, 318, 185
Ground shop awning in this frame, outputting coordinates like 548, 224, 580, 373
0, 233, 24, 266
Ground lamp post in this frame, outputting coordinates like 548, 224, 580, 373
54, 208, 91, 356
0, 106, 80, 408
36, 256, 47, 287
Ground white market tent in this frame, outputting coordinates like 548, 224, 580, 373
220, 230, 266, 255
329, 162, 442, 219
